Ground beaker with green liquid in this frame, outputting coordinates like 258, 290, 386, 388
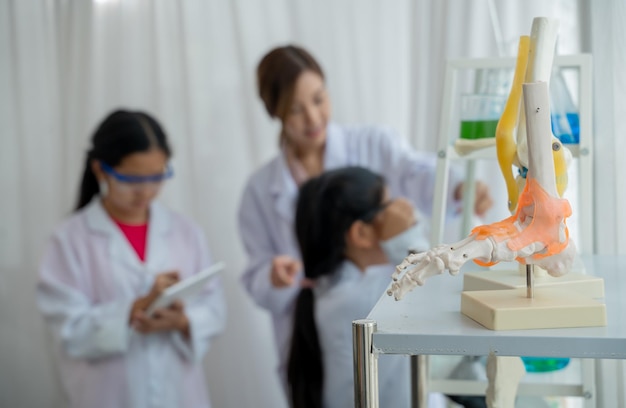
459, 94, 506, 141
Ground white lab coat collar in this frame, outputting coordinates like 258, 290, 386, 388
323, 122, 349, 170
84, 198, 171, 273
270, 155, 299, 223
270, 123, 348, 222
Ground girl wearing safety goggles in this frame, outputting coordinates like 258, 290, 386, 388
37, 110, 225, 408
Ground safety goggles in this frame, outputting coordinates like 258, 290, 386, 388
359, 199, 394, 222
101, 162, 173, 189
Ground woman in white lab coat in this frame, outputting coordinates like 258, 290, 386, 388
37, 110, 226, 408
238, 45, 493, 388
288, 166, 445, 408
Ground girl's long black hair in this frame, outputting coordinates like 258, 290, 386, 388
75, 110, 171, 211
288, 166, 385, 408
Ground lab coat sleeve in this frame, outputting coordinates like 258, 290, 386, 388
37, 235, 133, 360
237, 182, 299, 315
171, 227, 226, 363
375, 127, 463, 217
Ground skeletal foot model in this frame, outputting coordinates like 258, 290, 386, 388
388, 178, 576, 300
388, 81, 576, 301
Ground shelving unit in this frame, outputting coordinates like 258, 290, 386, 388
353, 256, 626, 408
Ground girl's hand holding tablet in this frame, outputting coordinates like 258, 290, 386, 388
133, 300, 190, 338
130, 271, 181, 325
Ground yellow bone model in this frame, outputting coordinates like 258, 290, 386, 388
496, 36, 529, 213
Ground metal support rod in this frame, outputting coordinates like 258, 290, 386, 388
581, 359, 596, 407
461, 161, 477, 237
410, 356, 419, 408
411, 356, 420, 408
526, 264, 534, 298
353, 319, 379, 408
418, 355, 428, 407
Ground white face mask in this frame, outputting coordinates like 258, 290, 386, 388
379, 221, 430, 266
99, 180, 109, 197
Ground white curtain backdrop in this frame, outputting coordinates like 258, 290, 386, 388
1, 1, 621, 407
588, 0, 626, 255
586, 1, 626, 406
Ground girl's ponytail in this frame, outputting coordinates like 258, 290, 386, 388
75, 152, 99, 211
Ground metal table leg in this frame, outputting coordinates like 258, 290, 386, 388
411, 355, 428, 408
411, 356, 419, 408
353, 319, 379, 408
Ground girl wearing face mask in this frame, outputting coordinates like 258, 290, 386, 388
288, 166, 445, 408
238, 44, 493, 392
37, 110, 226, 408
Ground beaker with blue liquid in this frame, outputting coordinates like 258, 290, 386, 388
550, 69, 580, 144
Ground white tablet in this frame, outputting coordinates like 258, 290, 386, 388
146, 262, 225, 315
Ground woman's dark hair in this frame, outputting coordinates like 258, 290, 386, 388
288, 166, 385, 408
257, 44, 324, 120
75, 109, 172, 211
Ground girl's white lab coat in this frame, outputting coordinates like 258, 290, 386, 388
238, 122, 461, 376
37, 199, 226, 408
315, 261, 410, 408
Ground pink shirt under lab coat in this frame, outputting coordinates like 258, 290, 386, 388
37, 199, 226, 408
238, 122, 461, 382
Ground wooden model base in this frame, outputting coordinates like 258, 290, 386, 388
461, 287, 606, 330
462, 269, 605, 298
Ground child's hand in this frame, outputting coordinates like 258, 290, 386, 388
129, 271, 180, 323
374, 198, 416, 240
132, 300, 190, 336
454, 181, 494, 217
148, 271, 180, 298
473, 181, 493, 216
